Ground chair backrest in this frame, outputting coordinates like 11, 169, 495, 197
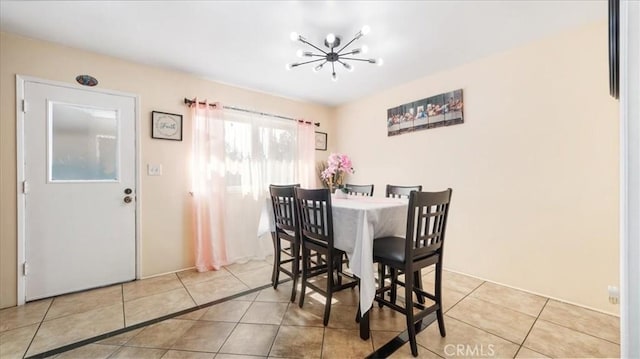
345, 184, 374, 197
405, 189, 453, 262
293, 188, 334, 249
269, 184, 300, 233
386, 184, 423, 199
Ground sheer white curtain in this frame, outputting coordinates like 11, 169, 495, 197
191, 102, 316, 270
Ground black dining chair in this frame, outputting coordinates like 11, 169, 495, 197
380, 184, 425, 303
373, 189, 453, 357
293, 187, 358, 326
269, 184, 301, 302
386, 184, 423, 199
345, 184, 374, 197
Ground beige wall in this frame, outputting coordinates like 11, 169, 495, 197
0, 32, 333, 308
334, 22, 619, 314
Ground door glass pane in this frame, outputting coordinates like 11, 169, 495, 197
50, 102, 119, 181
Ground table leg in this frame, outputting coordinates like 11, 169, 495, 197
359, 306, 371, 340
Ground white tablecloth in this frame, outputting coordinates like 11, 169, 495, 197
259, 195, 408, 314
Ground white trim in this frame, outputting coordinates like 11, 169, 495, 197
16, 76, 26, 305
15, 75, 141, 304
139, 266, 197, 280
619, 1, 640, 357
134, 95, 141, 280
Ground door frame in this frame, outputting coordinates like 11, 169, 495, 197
15, 75, 141, 305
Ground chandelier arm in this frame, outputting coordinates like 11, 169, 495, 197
340, 50, 360, 56
308, 54, 326, 58
299, 38, 328, 55
295, 58, 326, 66
337, 60, 352, 70
336, 35, 360, 54
340, 57, 374, 62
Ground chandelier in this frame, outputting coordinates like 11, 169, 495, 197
286, 25, 383, 81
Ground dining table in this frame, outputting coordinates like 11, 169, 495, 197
259, 193, 408, 339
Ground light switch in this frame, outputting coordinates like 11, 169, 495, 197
147, 164, 162, 176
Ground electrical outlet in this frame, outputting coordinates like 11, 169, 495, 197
147, 164, 162, 176
608, 285, 619, 304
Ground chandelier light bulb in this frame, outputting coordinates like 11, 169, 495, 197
326, 33, 336, 45
296, 49, 303, 58
331, 72, 338, 81
342, 62, 353, 72
289, 32, 299, 42
361, 25, 371, 36
313, 63, 324, 72
361, 45, 369, 54
285, 63, 292, 71
377, 58, 384, 66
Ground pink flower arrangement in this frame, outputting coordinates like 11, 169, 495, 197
321, 153, 354, 190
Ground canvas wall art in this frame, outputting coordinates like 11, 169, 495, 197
387, 89, 464, 136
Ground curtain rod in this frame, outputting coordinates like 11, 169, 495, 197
183, 98, 320, 127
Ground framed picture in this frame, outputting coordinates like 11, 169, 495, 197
315, 131, 327, 151
152, 111, 182, 141
387, 89, 464, 137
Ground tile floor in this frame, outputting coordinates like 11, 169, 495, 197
0, 259, 620, 359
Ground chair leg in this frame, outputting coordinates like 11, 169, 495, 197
290, 241, 299, 303
335, 253, 343, 286
405, 270, 418, 357
299, 247, 309, 308
273, 235, 281, 289
377, 264, 385, 308
413, 270, 425, 304
270, 232, 277, 286
390, 268, 398, 304
435, 261, 446, 337
323, 253, 334, 326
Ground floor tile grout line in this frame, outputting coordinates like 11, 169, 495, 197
20, 297, 55, 359
175, 271, 199, 308
441, 280, 545, 346
513, 298, 549, 358
121, 284, 127, 329
443, 313, 525, 347
442, 279, 485, 314
22, 281, 281, 359
208, 318, 240, 356
265, 318, 283, 357
319, 319, 326, 359
533, 316, 622, 346
464, 293, 541, 319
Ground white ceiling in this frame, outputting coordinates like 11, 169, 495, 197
0, 1, 606, 106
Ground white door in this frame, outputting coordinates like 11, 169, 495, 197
21, 79, 137, 301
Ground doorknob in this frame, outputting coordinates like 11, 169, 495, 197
124, 196, 132, 204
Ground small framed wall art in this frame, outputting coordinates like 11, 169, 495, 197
315, 131, 328, 151
152, 111, 182, 141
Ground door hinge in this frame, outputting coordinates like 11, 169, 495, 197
21, 99, 27, 113
23, 262, 28, 276
22, 180, 29, 194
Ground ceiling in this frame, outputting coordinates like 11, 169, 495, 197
0, 1, 606, 106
